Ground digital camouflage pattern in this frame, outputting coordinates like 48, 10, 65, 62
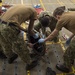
64, 37, 75, 68
0, 23, 31, 64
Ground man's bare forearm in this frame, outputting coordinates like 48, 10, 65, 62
45, 29, 59, 42
28, 20, 35, 35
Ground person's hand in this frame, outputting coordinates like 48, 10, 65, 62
27, 43, 33, 48
38, 38, 45, 43
33, 33, 39, 39
20, 30, 24, 37
42, 35, 45, 38
41, 34, 46, 38
66, 38, 71, 46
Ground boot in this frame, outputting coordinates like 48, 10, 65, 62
30, 53, 40, 59
46, 67, 56, 75
71, 60, 74, 65
0, 52, 7, 59
26, 60, 38, 70
8, 54, 18, 64
0, 0, 2, 3
56, 64, 70, 73
30, 53, 37, 58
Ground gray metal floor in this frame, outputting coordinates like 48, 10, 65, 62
0, 42, 75, 75
0, 0, 75, 75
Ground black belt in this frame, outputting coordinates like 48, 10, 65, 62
0, 19, 16, 26
0, 19, 20, 34
0, 19, 20, 35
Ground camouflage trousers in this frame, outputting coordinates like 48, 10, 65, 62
0, 23, 30, 64
64, 37, 75, 68
0, 44, 3, 52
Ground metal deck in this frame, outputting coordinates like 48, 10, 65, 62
0, 41, 75, 75
0, 0, 75, 75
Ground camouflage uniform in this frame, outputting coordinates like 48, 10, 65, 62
34, 12, 59, 42
64, 37, 75, 68
56, 12, 75, 68
0, 5, 37, 64
0, 23, 30, 63
0, 44, 3, 52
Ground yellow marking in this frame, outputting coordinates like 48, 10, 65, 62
56, 74, 61, 75
0, 3, 2, 6
61, 2, 64, 5
59, 39, 66, 51
11, 3, 74, 5
57, 0, 64, 6
46, 39, 66, 52
57, 0, 62, 5
46, 41, 65, 45
0, 0, 2, 7
71, 0, 75, 4
39, 1, 75, 75
56, 73, 66, 75
39, 0, 66, 52
27, 71, 30, 75
73, 0, 75, 3
11, 0, 75, 74
39, 0, 46, 11
41, 3, 74, 4
21, 0, 23, 4
72, 66, 75, 73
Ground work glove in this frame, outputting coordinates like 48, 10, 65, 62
66, 38, 71, 46
42, 35, 46, 38
33, 33, 39, 39
42, 34, 46, 38
38, 38, 45, 43
40, 34, 46, 38
20, 30, 24, 38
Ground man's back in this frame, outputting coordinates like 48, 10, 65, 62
56, 12, 75, 34
1, 4, 37, 25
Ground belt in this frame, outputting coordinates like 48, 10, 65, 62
0, 19, 16, 26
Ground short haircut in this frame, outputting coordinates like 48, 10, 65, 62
39, 16, 50, 27
53, 6, 65, 17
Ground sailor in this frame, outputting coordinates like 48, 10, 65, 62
0, 4, 38, 66
34, 11, 59, 42
38, 7, 75, 73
